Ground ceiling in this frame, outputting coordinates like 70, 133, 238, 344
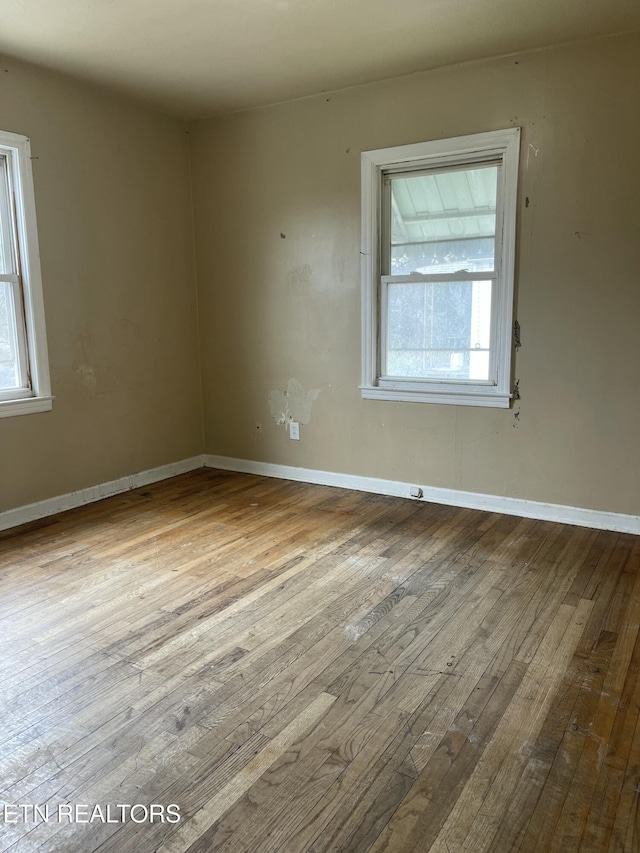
1, 0, 639, 120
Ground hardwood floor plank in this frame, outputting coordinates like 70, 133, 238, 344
0, 469, 638, 853
155, 691, 337, 853
428, 598, 593, 852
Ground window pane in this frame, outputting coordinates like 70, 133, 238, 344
0, 282, 20, 390
386, 280, 492, 381
0, 155, 16, 275
389, 165, 498, 276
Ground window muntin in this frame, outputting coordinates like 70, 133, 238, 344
0, 131, 51, 417
360, 129, 520, 408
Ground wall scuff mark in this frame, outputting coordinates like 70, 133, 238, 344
269, 379, 320, 427
76, 364, 97, 391
287, 264, 312, 291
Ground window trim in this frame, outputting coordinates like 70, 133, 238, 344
0, 130, 52, 418
360, 128, 520, 408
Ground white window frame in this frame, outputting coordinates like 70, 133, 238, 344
0, 130, 52, 418
360, 128, 520, 408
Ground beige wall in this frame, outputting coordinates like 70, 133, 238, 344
3, 33, 638, 518
0, 56, 202, 512
190, 32, 640, 516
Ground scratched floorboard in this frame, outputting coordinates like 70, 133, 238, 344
0, 469, 638, 852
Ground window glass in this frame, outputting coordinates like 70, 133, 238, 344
386, 280, 491, 381
0, 282, 20, 390
0, 154, 17, 275
388, 164, 498, 276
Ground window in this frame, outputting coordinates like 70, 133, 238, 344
361, 128, 520, 407
0, 130, 51, 417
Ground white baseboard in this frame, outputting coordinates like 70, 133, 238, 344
3, 452, 638, 536
0, 455, 205, 532
204, 454, 640, 535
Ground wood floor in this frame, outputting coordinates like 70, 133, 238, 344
1, 470, 639, 852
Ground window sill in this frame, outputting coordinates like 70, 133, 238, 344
0, 395, 54, 418
360, 386, 511, 408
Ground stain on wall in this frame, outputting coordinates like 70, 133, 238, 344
269, 378, 319, 427
287, 264, 312, 290
75, 364, 97, 391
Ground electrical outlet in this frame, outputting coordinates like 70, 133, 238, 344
289, 421, 300, 440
